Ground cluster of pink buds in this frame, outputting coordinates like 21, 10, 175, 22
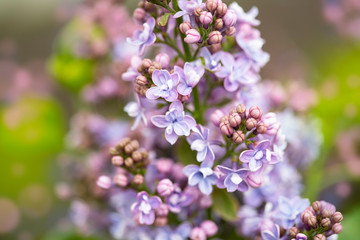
133, 0, 156, 23
181, 0, 237, 47
214, 104, 267, 144
289, 201, 344, 240
134, 58, 164, 95
109, 138, 150, 187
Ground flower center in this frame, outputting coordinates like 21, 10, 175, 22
230, 173, 242, 185
254, 150, 264, 160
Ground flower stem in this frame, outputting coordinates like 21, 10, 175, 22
192, 85, 204, 124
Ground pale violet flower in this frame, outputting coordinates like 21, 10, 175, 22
274, 196, 310, 229
127, 17, 156, 56
151, 100, 196, 145
131, 191, 162, 225
260, 220, 280, 240
183, 164, 218, 195
239, 140, 281, 172
216, 52, 259, 92
121, 56, 142, 81
236, 36, 270, 71
146, 69, 180, 102
200, 48, 223, 72
187, 125, 215, 165
174, 0, 203, 18
175, 61, 204, 96
155, 222, 192, 240
229, 3, 260, 26
124, 100, 147, 130
216, 166, 249, 192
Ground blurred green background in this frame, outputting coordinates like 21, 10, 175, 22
0, 0, 359, 239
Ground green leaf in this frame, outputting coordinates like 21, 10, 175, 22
176, 139, 196, 166
212, 188, 239, 221
159, 13, 171, 26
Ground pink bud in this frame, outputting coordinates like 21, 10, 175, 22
190, 227, 206, 240
133, 8, 146, 22
229, 112, 241, 128
199, 195, 212, 208
246, 172, 263, 188
185, 29, 201, 44
208, 31, 222, 44
114, 174, 128, 187
210, 110, 224, 126
219, 119, 233, 136
96, 176, 112, 189
217, 3, 228, 16
225, 26, 236, 36
180, 22, 192, 34
157, 178, 174, 196
332, 211, 343, 223
200, 11, 213, 25
206, 0, 221, 12
249, 105, 263, 120
245, 118, 257, 130
155, 203, 169, 216
156, 158, 173, 173
296, 233, 308, 240
223, 9, 237, 27
332, 223, 343, 234
300, 210, 314, 223
155, 53, 170, 68
200, 220, 218, 237
111, 156, 123, 167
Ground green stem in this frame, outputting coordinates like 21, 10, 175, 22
192, 85, 204, 124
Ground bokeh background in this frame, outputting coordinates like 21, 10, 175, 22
0, 0, 359, 239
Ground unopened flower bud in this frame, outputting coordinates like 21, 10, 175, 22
321, 201, 336, 218
254, 122, 267, 135
211, 110, 224, 126
142, 58, 153, 70
289, 227, 299, 238
217, 3, 228, 16
206, 0, 219, 12
332, 223, 343, 234
109, 147, 118, 155
301, 210, 314, 223
125, 157, 134, 167
190, 227, 206, 240
314, 234, 326, 240
96, 176, 112, 189
155, 53, 170, 68
157, 178, 174, 196
136, 75, 148, 86
178, 94, 190, 102
233, 130, 245, 144
236, 104, 247, 119
116, 137, 131, 150
132, 150, 143, 162
180, 22, 192, 34
321, 217, 331, 227
312, 201, 321, 212
133, 174, 144, 185
214, 18, 224, 30
209, 43, 221, 53
133, 8, 146, 22
143, 2, 155, 11
200, 11, 213, 25
156, 203, 169, 216
229, 112, 241, 128
155, 216, 168, 227
246, 118, 257, 130
208, 31, 222, 44
295, 233, 307, 240
223, 9, 237, 27
153, 61, 162, 70
246, 172, 263, 188
307, 216, 317, 227
200, 220, 218, 237
114, 174, 128, 187
220, 119, 233, 136
194, 7, 204, 17
332, 211, 343, 223
249, 105, 263, 120
125, 140, 139, 154
111, 156, 123, 167
225, 26, 236, 36
148, 66, 156, 75
185, 29, 201, 44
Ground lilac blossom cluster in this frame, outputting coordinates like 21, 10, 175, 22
54, 0, 343, 239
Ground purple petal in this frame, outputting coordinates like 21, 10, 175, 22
240, 150, 254, 163
183, 115, 196, 129
149, 196, 162, 209
216, 175, 226, 189
199, 179, 213, 195
189, 172, 203, 186
169, 100, 184, 112
249, 159, 262, 172
145, 87, 161, 100
165, 130, 178, 145
256, 140, 270, 151
217, 165, 234, 175
224, 77, 240, 92
151, 115, 169, 128
171, 72, 180, 85
177, 82, 192, 96
140, 211, 155, 225
224, 175, 238, 192
173, 121, 190, 136
196, 148, 207, 162
165, 89, 178, 102
237, 181, 249, 192
183, 164, 199, 176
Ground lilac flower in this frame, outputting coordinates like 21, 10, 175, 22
174, 0, 203, 18
151, 100, 196, 145
187, 125, 215, 165
146, 69, 180, 102
183, 164, 218, 195
155, 222, 192, 240
165, 188, 193, 213
127, 17, 156, 56
216, 166, 249, 192
200, 48, 223, 72
175, 61, 204, 95
121, 56, 142, 81
229, 3, 260, 26
274, 196, 310, 229
124, 100, 147, 130
239, 140, 280, 172
236, 35, 270, 70
215, 52, 259, 92
131, 191, 162, 225
260, 220, 280, 240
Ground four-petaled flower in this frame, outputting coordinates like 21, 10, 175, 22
187, 125, 215, 165
146, 69, 180, 102
151, 100, 196, 145
274, 196, 310, 229
183, 164, 218, 195
216, 166, 249, 192
165, 187, 193, 213
174, 0, 203, 18
239, 140, 280, 172
175, 61, 205, 96
215, 52, 259, 92
229, 3, 260, 26
131, 191, 162, 225
127, 18, 156, 56
200, 48, 223, 72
